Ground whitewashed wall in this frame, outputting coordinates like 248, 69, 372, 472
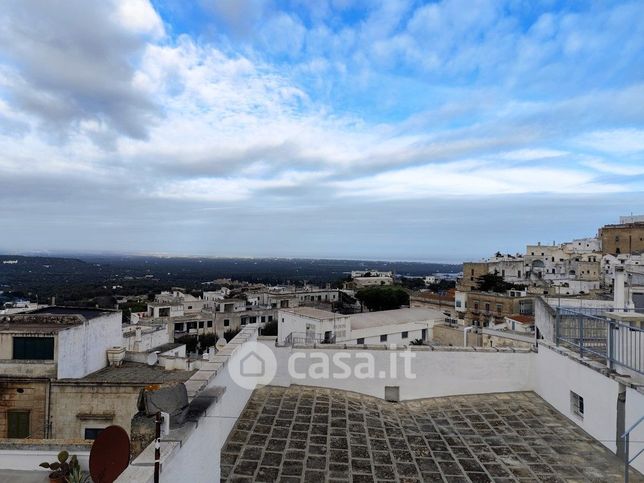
0, 447, 90, 472
265, 345, 534, 401
161, 335, 257, 482
626, 387, 644, 475
57, 312, 122, 379
533, 344, 620, 452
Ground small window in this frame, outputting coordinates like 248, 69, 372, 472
380, 334, 387, 343
84, 428, 104, 440
187, 306, 192, 310
401, 331, 408, 339
7, 411, 30, 438
206, 321, 213, 328
570, 391, 584, 419
241, 317, 247, 326
13, 337, 54, 360
224, 319, 230, 327
198, 321, 204, 328
357, 338, 364, 344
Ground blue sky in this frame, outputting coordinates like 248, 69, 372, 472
0, 0, 642, 262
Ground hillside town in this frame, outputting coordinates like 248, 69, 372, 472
0, 216, 643, 482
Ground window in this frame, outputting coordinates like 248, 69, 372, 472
13, 337, 54, 360
357, 338, 364, 344
206, 321, 213, 328
401, 331, 408, 339
380, 334, 388, 342
84, 428, 104, 440
484, 303, 491, 313
198, 321, 204, 329
224, 319, 230, 327
261, 316, 266, 323
268, 316, 273, 322
241, 317, 248, 326
570, 391, 584, 419
7, 411, 30, 438
496, 304, 503, 314
174, 323, 183, 332
187, 306, 193, 310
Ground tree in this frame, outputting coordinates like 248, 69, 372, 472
261, 319, 278, 336
475, 273, 525, 293
399, 277, 426, 290
355, 286, 409, 312
224, 328, 241, 342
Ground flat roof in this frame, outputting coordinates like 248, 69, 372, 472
281, 307, 347, 320
70, 361, 195, 384
29, 306, 115, 320
350, 307, 445, 330
222, 386, 632, 482
0, 313, 83, 333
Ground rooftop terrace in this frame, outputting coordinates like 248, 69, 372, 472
222, 386, 639, 482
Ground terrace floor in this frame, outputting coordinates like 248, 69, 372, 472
221, 386, 642, 483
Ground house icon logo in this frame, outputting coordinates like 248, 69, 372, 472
228, 341, 277, 390
240, 352, 265, 378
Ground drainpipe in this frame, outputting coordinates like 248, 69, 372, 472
464, 326, 474, 347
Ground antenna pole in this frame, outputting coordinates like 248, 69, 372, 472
154, 412, 161, 483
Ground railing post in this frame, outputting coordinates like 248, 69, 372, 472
607, 321, 614, 370
555, 308, 560, 346
579, 313, 584, 358
624, 432, 629, 483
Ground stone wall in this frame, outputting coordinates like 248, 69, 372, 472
49, 384, 143, 440
431, 324, 480, 347
0, 379, 48, 438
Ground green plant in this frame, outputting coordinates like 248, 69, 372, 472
39, 450, 80, 479
224, 328, 241, 342
261, 319, 278, 336
67, 465, 91, 483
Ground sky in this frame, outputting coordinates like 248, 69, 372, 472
0, 0, 643, 263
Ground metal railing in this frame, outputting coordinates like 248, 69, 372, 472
283, 332, 336, 346
555, 307, 643, 375
623, 414, 644, 483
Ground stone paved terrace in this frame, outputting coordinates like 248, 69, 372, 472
221, 386, 643, 482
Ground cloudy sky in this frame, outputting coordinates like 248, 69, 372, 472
0, 0, 643, 262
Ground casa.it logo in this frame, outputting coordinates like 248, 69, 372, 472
228, 342, 277, 390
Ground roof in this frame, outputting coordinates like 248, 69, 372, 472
0, 313, 83, 333
506, 314, 535, 324
70, 361, 195, 384
350, 307, 445, 330
281, 307, 347, 320
29, 306, 115, 320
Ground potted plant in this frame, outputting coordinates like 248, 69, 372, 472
39, 450, 80, 482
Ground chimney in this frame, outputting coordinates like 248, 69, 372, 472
614, 266, 626, 310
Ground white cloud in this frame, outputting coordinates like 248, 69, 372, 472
332, 160, 624, 200
575, 129, 644, 154
114, 0, 165, 38
497, 149, 567, 161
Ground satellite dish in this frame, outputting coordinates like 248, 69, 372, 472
216, 338, 227, 350
146, 352, 158, 366
89, 425, 130, 483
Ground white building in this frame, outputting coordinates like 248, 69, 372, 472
278, 307, 445, 345
0, 307, 122, 379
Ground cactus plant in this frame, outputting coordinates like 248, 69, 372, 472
39, 451, 81, 482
